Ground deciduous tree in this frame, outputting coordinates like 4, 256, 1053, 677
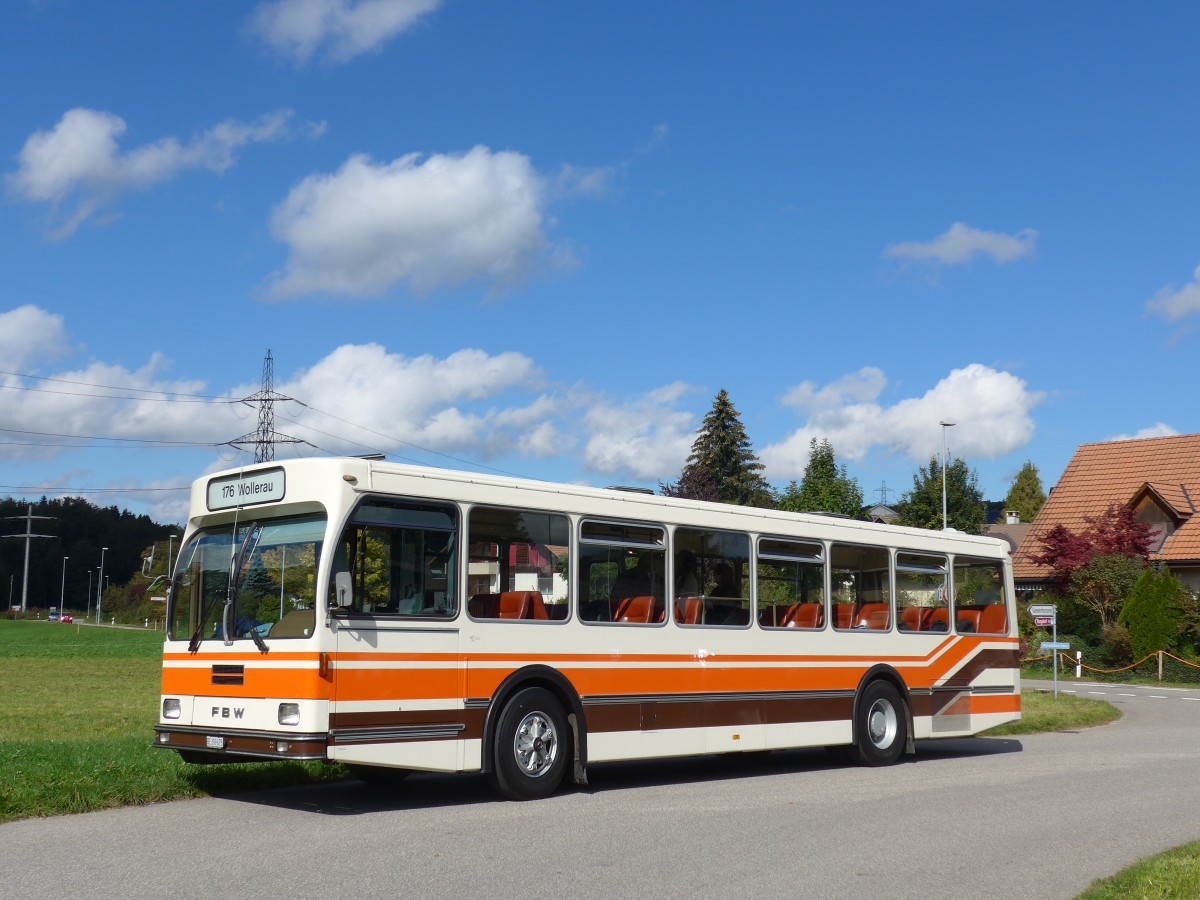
778, 438, 864, 519
1030, 502, 1154, 587
895, 456, 986, 534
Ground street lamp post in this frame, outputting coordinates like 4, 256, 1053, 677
940, 420, 956, 530
97, 547, 108, 625
60, 556, 68, 616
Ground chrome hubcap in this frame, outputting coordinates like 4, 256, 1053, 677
867, 699, 898, 749
514, 711, 558, 777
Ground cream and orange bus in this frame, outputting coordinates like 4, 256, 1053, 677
154, 456, 1020, 800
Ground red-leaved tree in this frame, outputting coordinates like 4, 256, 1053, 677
1031, 502, 1154, 587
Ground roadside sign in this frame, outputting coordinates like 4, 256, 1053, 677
1034, 616, 1054, 627
1028, 603, 1057, 618
1040, 641, 1069, 651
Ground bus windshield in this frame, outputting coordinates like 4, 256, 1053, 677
168, 514, 326, 644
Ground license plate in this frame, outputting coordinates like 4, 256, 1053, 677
206, 735, 225, 750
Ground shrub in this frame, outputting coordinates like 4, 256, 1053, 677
1118, 567, 1185, 660
1100, 623, 1133, 667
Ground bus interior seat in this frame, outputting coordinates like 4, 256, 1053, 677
855, 603, 890, 630
956, 608, 982, 632
979, 603, 1008, 633
924, 607, 950, 632
614, 595, 660, 623
833, 604, 855, 629
781, 602, 823, 628
499, 591, 532, 619
676, 596, 703, 624
899, 606, 924, 631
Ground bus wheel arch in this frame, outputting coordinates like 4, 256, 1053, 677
850, 665, 913, 766
482, 665, 588, 788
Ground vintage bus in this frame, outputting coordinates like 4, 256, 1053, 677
154, 457, 1020, 800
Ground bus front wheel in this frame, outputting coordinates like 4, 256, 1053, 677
850, 680, 907, 767
488, 687, 569, 801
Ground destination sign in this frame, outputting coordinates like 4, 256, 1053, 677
1028, 603, 1057, 618
1034, 616, 1054, 628
207, 468, 285, 511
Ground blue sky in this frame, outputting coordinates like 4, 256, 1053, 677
2, 1, 1198, 525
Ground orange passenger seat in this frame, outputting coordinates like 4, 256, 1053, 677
978, 603, 1008, 634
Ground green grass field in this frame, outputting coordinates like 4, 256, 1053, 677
0, 620, 342, 822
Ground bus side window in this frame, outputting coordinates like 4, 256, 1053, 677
330, 500, 457, 618
675, 527, 750, 627
467, 507, 569, 622
830, 543, 890, 631
578, 520, 665, 625
895, 552, 948, 634
953, 559, 1009, 634
757, 538, 825, 630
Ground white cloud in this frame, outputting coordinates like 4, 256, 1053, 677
267, 146, 581, 298
581, 382, 700, 481
1104, 423, 1179, 442
0, 351, 236, 463
883, 222, 1038, 267
1145, 264, 1200, 321
275, 343, 564, 459
250, 0, 442, 65
0, 306, 73, 368
7, 107, 296, 238
761, 364, 1042, 479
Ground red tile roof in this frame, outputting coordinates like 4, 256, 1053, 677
1013, 433, 1200, 579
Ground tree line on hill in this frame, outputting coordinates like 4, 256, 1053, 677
0, 497, 179, 621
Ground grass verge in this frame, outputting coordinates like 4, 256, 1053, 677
0, 621, 344, 823
981, 686, 1122, 737
1077, 842, 1200, 899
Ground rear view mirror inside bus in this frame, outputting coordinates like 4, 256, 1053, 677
334, 571, 354, 608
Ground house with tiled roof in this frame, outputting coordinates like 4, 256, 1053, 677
1012, 433, 1200, 592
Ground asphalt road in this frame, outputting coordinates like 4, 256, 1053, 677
5, 680, 1200, 900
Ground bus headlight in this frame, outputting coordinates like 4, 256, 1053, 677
278, 703, 300, 726
163, 698, 181, 720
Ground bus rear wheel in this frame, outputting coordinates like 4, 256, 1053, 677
488, 687, 569, 801
850, 680, 907, 767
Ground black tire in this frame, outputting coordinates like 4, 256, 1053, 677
345, 764, 411, 787
849, 680, 908, 767
488, 687, 570, 801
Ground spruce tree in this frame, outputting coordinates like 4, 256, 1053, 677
778, 438, 865, 518
664, 389, 774, 508
1003, 460, 1046, 523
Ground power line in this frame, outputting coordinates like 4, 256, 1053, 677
0, 369, 235, 401
0, 426, 225, 446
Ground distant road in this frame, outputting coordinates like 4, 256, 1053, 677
5, 680, 1199, 899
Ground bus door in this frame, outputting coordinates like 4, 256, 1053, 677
327, 500, 463, 771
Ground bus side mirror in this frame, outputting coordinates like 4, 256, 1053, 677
334, 572, 354, 609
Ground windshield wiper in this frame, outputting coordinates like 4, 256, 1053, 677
223, 523, 267, 650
